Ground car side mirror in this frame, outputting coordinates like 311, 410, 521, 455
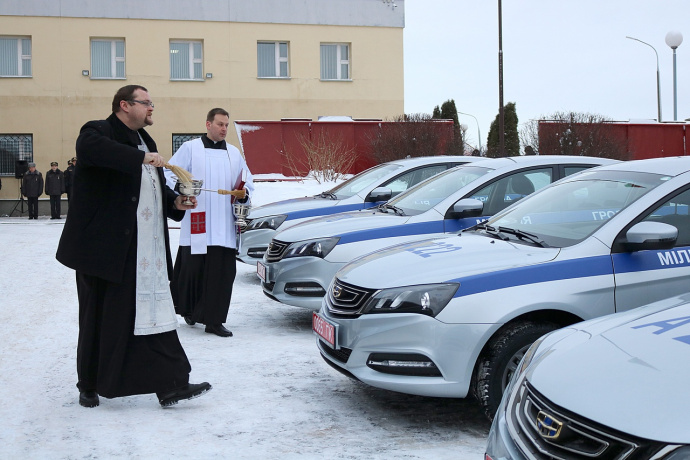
365, 187, 392, 203
623, 221, 677, 251
446, 198, 484, 219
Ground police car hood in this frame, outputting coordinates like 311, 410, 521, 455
526, 295, 690, 443
248, 195, 344, 219
336, 232, 559, 288
275, 208, 410, 243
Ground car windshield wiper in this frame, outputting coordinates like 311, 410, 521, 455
317, 191, 337, 200
494, 226, 549, 248
382, 203, 406, 216
478, 223, 510, 241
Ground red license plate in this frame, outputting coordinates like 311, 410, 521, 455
312, 312, 336, 348
257, 261, 267, 281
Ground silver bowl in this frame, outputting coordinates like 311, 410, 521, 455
177, 179, 203, 205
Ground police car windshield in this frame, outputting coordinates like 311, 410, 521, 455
324, 164, 403, 199
482, 170, 669, 247
386, 166, 491, 216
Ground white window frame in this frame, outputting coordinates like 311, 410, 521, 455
320, 43, 350, 81
90, 38, 126, 79
170, 40, 203, 81
0, 36, 32, 77
257, 41, 289, 78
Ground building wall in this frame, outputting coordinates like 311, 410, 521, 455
0, 0, 405, 203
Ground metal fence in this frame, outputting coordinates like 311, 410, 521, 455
0, 134, 33, 176
172, 134, 204, 154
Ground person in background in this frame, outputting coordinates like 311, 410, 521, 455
56, 84, 212, 409
64, 157, 76, 207
45, 161, 65, 219
22, 162, 43, 220
165, 108, 254, 338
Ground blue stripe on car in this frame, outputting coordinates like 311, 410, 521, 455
335, 217, 485, 245
447, 256, 614, 298
285, 202, 382, 221
613, 246, 690, 271
447, 246, 690, 298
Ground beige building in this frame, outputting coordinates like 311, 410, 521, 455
0, 0, 405, 211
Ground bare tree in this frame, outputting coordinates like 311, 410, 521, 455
521, 111, 630, 160
282, 129, 358, 183
368, 113, 459, 163
519, 118, 541, 155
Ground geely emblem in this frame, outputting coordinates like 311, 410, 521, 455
536, 411, 563, 440
333, 285, 343, 298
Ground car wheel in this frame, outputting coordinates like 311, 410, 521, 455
473, 320, 558, 420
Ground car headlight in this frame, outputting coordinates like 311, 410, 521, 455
245, 214, 287, 232
361, 283, 459, 317
283, 237, 340, 259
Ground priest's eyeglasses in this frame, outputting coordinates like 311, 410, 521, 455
128, 99, 155, 108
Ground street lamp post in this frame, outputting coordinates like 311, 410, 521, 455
457, 111, 482, 153
665, 31, 683, 121
626, 36, 662, 122
498, 0, 505, 155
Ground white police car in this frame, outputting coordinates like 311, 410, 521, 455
238, 155, 479, 264
260, 156, 615, 309
486, 293, 690, 459
313, 156, 690, 419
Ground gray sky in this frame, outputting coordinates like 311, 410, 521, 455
403, 0, 690, 151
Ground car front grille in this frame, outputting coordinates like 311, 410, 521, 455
265, 239, 289, 262
506, 380, 665, 459
325, 278, 376, 317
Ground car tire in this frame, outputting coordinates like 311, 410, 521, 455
473, 320, 559, 420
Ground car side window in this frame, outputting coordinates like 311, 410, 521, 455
471, 169, 553, 216
564, 166, 589, 176
383, 165, 448, 197
640, 188, 690, 247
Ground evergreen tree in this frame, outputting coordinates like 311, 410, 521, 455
486, 102, 519, 158
439, 100, 460, 127
432, 106, 441, 119
438, 99, 463, 155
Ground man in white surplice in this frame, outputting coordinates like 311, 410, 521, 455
165, 108, 254, 337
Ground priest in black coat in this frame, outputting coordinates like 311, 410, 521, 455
57, 85, 212, 408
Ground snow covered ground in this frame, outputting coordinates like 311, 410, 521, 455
0, 176, 490, 459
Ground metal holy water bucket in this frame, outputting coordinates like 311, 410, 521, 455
233, 202, 250, 229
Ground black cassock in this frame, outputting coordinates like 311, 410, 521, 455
76, 239, 191, 398
171, 245, 237, 326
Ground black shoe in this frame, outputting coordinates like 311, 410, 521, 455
183, 316, 195, 326
205, 324, 233, 337
79, 390, 99, 408
158, 382, 212, 407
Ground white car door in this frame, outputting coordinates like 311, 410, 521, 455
613, 187, 690, 311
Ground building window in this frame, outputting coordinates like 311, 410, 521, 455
90, 39, 125, 79
0, 134, 33, 176
257, 41, 289, 78
170, 41, 203, 81
0, 37, 32, 77
320, 43, 349, 81
172, 134, 204, 154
